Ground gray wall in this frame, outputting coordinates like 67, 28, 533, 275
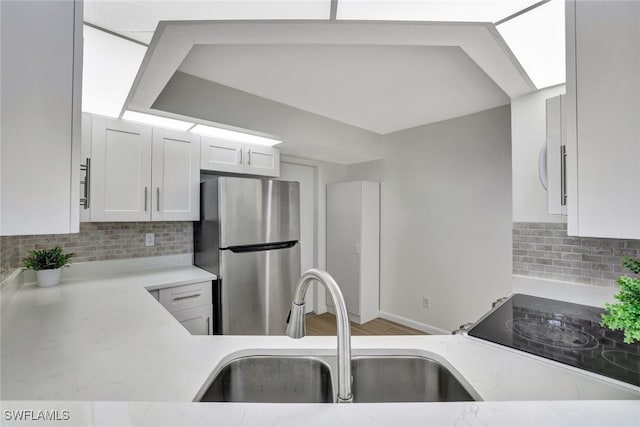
153, 71, 384, 164
348, 106, 513, 332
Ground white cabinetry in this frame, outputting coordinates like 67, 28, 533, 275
157, 281, 213, 335
545, 94, 567, 216
0, 0, 83, 235
565, 0, 640, 238
326, 181, 379, 324
200, 137, 280, 177
89, 116, 200, 222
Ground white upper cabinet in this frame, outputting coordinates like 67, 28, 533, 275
151, 128, 200, 221
89, 116, 200, 222
565, 0, 640, 239
545, 94, 567, 216
0, 0, 83, 236
91, 117, 152, 222
200, 137, 280, 177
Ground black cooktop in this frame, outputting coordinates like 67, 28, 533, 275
467, 294, 640, 387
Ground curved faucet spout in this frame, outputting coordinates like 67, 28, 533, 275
286, 268, 353, 403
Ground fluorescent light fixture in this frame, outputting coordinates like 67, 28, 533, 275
122, 111, 194, 131
82, 25, 146, 117
336, 0, 540, 22
190, 124, 283, 146
497, 0, 565, 89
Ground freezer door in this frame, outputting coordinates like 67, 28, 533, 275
218, 177, 300, 248
219, 243, 301, 335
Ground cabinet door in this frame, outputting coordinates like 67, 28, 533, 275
567, 0, 640, 238
0, 0, 82, 236
80, 113, 92, 223
151, 129, 200, 221
327, 182, 362, 318
243, 144, 280, 177
200, 137, 244, 173
171, 305, 212, 335
545, 95, 566, 216
91, 117, 152, 221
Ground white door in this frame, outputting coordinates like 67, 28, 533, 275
200, 137, 243, 173
151, 129, 200, 221
279, 162, 315, 313
244, 144, 280, 177
91, 117, 152, 221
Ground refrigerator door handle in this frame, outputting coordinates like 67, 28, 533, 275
226, 241, 298, 253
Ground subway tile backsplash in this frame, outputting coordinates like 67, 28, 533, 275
513, 222, 640, 287
0, 222, 193, 283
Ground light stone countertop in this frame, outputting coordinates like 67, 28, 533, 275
1, 261, 639, 426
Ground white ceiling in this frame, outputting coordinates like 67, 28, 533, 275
178, 44, 510, 134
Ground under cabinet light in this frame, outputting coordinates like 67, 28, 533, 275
122, 111, 194, 131
190, 124, 283, 146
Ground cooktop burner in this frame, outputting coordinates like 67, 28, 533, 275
506, 319, 599, 350
468, 294, 640, 387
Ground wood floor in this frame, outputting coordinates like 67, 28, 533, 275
305, 312, 426, 336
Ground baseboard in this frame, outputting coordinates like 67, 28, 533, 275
378, 311, 450, 335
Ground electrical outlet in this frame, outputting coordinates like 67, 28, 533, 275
422, 297, 430, 309
145, 233, 155, 247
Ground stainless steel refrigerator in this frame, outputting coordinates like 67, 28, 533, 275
194, 176, 301, 335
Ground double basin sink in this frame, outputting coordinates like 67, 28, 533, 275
196, 353, 480, 403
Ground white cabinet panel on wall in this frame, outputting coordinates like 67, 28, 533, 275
151, 129, 200, 221
0, 0, 83, 236
565, 0, 640, 238
200, 137, 280, 177
91, 117, 152, 221
326, 181, 380, 324
171, 305, 213, 335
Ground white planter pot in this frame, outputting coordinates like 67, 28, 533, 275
36, 268, 62, 287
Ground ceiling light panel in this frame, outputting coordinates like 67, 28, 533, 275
82, 25, 147, 117
122, 111, 194, 131
85, 0, 331, 42
190, 125, 282, 146
497, 0, 565, 89
336, 0, 540, 22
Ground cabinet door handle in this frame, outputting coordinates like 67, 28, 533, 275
144, 186, 148, 211
173, 293, 202, 301
80, 158, 91, 209
206, 317, 210, 335
560, 145, 567, 206
247, 149, 251, 165
239, 150, 243, 165
156, 187, 160, 211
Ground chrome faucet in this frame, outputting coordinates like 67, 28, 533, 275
286, 268, 353, 403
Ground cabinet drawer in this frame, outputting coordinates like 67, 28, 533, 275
159, 281, 212, 312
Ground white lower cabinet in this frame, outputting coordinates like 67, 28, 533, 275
88, 116, 200, 221
200, 137, 280, 177
171, 305, 213, 335
156, 281, 213, 335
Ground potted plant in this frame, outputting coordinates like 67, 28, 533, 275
23, 247, 74, 287
601, 256, 640, 344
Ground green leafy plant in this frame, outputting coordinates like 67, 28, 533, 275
601, 256, 640, 344
23, 247, 74, 271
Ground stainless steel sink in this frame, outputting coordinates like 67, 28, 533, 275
198, 356, 334, 403
351, 356, 477, 403
196, 353, 478, 403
